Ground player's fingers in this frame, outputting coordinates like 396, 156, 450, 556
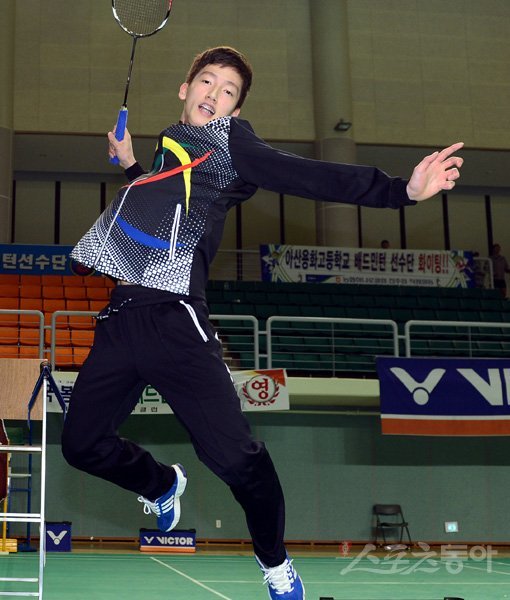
446, 167, 461, 181
415, 150, 442, 172
436, 142, 464, 162
441, 156, 464, 169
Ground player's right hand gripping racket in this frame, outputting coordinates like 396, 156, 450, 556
110, 0, 173, 165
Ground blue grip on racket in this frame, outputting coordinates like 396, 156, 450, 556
109, 107, 128, 165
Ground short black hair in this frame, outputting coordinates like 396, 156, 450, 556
186, 46, 253, 109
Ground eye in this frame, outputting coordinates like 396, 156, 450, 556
202, 78, 211, 85
224, 89, 233, 96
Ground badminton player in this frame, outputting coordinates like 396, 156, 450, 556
62, 46, 463, 599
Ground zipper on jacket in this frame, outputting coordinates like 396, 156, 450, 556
169, 203, 182, 261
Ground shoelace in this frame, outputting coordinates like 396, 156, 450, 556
137, 496, 161, 516
260, 558, 295, 593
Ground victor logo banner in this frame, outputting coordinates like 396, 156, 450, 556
377, 357, 510, 436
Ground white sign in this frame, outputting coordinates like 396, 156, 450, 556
47, 369, 289, 414
260, 244, 475, 288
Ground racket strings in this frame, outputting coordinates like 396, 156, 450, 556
113, 0, 170, 36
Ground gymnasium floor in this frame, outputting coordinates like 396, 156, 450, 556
1, 545, 509, 599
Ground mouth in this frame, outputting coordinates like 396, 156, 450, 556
198, 103, 215, 117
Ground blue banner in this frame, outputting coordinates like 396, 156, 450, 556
0, 244, 96, 276
377, 357, 510, 436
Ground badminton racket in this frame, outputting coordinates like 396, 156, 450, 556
110, 0, 173, 165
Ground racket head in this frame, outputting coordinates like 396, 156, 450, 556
112, 0, 172, 38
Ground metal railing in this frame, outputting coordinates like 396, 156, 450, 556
209, 314, 260, 370
4, 308, 510, 374
266, 316, 399, 375
0, 310, 44, 358
50, 310, 97, 368
49, 311, 260, 371
404, 320, 510, 358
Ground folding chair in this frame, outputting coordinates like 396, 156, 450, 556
373, 504, 412, 548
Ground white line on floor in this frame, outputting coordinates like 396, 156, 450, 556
461, 563, 510, 576
201, 579, 510, 586
150, 556, 234, 600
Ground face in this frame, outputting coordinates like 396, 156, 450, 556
178, 64, 242, 126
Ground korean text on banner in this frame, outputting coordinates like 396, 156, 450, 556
260, 244, 475, 288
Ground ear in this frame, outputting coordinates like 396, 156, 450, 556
231, 107, 240, 118
178, 82, 188, 101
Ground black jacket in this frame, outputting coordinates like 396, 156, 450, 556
71, 117, 414, 300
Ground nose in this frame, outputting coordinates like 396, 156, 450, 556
206, 88, 218, 102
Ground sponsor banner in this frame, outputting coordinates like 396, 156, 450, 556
47, 369, 289, 414
0, 244, 97, 276
46, 522, 72, 552
139, 529, 196, 553
377, 357, 510, 436
260, 244, 475, 288
236, 369, 288, 411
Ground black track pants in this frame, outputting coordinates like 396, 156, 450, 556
61, 287, 286, 566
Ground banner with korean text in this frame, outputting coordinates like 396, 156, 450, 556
0, 244, 97, 276
260, 244, 475, 288
377, 357, 510, 436
47, 369, 289, 415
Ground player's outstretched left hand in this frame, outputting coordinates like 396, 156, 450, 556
406, 142, 464, 201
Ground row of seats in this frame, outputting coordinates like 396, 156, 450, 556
1, 277, 508, 373
233, 340, 510, 374
208, 279, 499, 299
0, 298, 102, 328
0, 344, 90, 365
0, 284, 110, 300
206, 281, 509, 333
0, 327, 94, 347
0, 274, 113, 287
207, 289, 506, 312
0, 318, 95, 365
0, 275, 107, 367
210, 302, 510, 326
237, 351, 376, 373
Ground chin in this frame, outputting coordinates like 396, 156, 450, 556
190, 116, 214, 127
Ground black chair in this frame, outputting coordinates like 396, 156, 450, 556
373, 504, 412, 547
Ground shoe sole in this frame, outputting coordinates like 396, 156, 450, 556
265, 577, 305, 600
163, 463, 187, 532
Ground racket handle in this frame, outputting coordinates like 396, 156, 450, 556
109, 107, 128, 166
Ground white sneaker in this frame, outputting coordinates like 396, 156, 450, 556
256, 554, 305, 599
